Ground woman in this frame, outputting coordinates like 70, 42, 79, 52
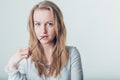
6, 0, 83, 80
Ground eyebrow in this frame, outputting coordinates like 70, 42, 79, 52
34, 20, 54, 23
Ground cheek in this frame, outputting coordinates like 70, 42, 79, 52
34, 29, 40, 36
34, 28, 39, 33
51, 31, 56, 38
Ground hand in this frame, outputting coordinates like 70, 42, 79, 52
8, 48, 30, 71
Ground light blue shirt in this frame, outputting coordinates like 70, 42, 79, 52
6, 46, 83, 80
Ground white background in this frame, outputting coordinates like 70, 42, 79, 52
0, 0, 120, 80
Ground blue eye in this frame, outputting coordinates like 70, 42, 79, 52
46, 22, 53, 27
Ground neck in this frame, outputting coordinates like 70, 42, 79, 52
42, 43, 54, 53
41, 43, 54, 65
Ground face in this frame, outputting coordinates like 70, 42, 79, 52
33, 9, 56, 45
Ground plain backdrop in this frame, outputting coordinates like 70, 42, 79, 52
0, 0, 120, 80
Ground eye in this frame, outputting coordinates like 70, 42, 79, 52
46, 22, 53, 27
34, 22, 41, 27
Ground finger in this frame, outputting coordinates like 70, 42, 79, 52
19, 49, 29, 55
21, 54, 29, 59
20, 53, 29, 57
17, 54, 29, 62
19, 48, 29, 52
23, 48, 29, 50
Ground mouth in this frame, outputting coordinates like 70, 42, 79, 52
40, 36, 48, 40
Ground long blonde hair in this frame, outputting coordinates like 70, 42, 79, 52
28, 0, 68, 77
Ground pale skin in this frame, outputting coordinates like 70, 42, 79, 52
8, 9, 56, 71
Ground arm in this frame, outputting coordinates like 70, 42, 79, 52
5, 48, 29, 80
71, 47, 83, 80
5, 59, 28, 80
6, 60, 27, 80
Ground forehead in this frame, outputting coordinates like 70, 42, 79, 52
33, 9, 54, 22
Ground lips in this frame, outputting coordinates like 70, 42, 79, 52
40, 36, 48, 40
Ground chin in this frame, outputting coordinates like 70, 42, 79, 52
40, 40, 54, 45
40, 40, 50, 44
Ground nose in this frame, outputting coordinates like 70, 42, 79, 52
41, 24, 47, 34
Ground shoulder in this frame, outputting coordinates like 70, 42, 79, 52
66, 45, 80, 57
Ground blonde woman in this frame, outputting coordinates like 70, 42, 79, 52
6, 0, 83, 80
